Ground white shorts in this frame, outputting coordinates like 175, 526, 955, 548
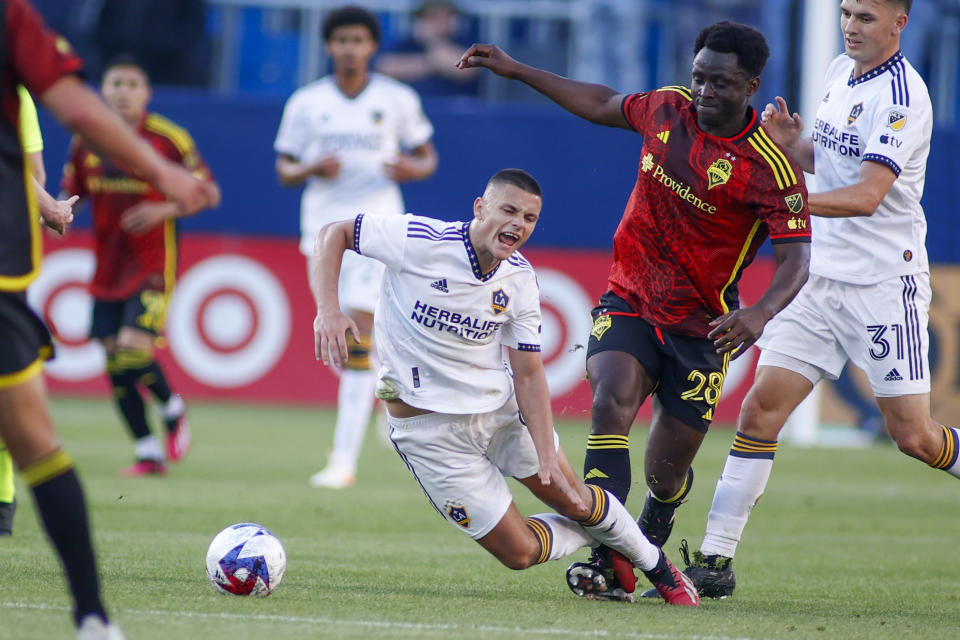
757, 273, 931, 397
307, 250, 384, 314
388, 396, 558, 540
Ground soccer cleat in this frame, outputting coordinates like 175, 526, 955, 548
76, 614, 126, 640
637, 468, 693, 548
120, 459, 167, 477
0, 499, 15, 536
165, 413, 191, 462
640, 540, 736, 599
566, 562, 635, 602
640, 549, 700, 606
308, 460, 355, 489
679, 539, 736, 599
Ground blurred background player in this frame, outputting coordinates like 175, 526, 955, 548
377, 0, 479, 98
684, 0, 953, 599
313, 169, 698, 605
458, 21, 811, 600
60, 55, 221, 477
0, 84, 77, 535
0, 1, 215, 636
275, 5, 437, 489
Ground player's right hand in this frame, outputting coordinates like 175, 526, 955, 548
457, 44, 519, 78
154, 163, 219, 214
314, 308, 360, 368
760, 96, 804, 148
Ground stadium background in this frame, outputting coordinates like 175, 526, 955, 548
29, 0, 960, 425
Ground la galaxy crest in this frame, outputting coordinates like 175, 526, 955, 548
448, 505, 470, 528
491, 289, 509, 315
847, 102, 864, 126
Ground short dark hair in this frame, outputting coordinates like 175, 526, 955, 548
879, 0, 912, 14
322, 6, 380, 43
102, 54, 150, 83
693, 21, 770, 78
488, 169, 542, 198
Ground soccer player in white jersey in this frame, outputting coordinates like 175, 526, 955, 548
312, 169, 700, 605
676, 0, 958, 599
274, 6, 438, 489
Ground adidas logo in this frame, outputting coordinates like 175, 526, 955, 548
430, 278, 449, 293
884, 368, 903, 381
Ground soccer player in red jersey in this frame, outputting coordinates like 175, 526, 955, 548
0, 2, 215, 637
61, 57, 220, 478
458, 21, 811, 601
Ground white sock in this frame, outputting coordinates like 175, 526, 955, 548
932, 426, 960, 479
329, 369, 377, 472
582, 486, 660, 570
526, 514, 593, 563
134, 435, 164, 461
700, 434, 777, 558
161, 394, 185, 420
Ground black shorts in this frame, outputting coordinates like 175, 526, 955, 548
90, 288, 169, 341
0, 291, 53, 385
586, 291, 728, 432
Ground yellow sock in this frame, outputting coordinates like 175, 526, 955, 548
0, 449, 14, 503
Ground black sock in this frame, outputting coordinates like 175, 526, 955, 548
25, 452, 107, 626
583, 434, 631, 504
108, 369, 151, 441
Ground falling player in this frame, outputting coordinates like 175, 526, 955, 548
312, 168, 699, 605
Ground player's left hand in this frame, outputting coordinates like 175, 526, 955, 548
314, 308, 360, 369
708, 306, 773, 359
120, 202, 172, 234
39, 194, 78, 235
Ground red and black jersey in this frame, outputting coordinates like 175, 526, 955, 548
0, 0, 83, 292
610, 86, 811, 337
61, 112, 214, 300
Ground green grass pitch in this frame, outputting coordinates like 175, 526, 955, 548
1, 396, 957, 639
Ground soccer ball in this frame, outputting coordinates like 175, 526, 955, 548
205, 522, 286, 597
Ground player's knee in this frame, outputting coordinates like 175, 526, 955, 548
590, 389, 636, 432
344, 333, 373, 371
738, 390, 786, 440
890, 426, 935, 463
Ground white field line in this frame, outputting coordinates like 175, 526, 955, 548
1, 600, 761, 640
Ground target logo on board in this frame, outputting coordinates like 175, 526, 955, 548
27, 249, 104, 380
536, 268, 593, 397
167, 255, 291, 388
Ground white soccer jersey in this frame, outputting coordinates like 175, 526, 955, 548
274, 73, 434, 255
355, 213, 543, 414
809, 51, 932, 284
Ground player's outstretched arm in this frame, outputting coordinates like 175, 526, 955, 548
507, 348, 586, 511
39, 76, 216, 214
761, 96, 814, 173
457, 44, 629, 130
708, 242, 809, 359
313, 220, 360, 368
